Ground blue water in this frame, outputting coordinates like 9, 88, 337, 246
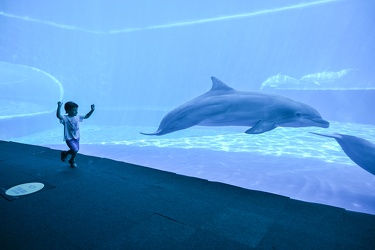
1, 0, 375, 215
8, 121, 375, 215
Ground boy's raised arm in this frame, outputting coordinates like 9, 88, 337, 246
56, 101, 63, 120
84, 104, 95, 119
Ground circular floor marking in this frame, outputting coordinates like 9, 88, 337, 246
5, 182, 45, 196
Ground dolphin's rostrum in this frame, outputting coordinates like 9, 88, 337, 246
141, 77, 329, 136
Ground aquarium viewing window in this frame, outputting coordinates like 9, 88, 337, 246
0, 0, 374, 215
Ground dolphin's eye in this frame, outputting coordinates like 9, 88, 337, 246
296, 112, 302, 117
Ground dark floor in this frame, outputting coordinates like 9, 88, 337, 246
1, 140, 374, 249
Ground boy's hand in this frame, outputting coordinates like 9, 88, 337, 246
56, 101, 63, 119
84, 104, 95, 119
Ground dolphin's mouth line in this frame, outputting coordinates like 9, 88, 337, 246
307, 117, 330, 128
277, 115, 330, 128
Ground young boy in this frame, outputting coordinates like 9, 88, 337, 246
56, 101, 95, 167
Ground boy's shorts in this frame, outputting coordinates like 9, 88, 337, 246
66, 138, 80, 153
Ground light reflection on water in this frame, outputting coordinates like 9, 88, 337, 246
12, 121, 374, 166
8, 121, 375, 215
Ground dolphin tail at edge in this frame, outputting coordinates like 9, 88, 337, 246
140, 131, 161, 136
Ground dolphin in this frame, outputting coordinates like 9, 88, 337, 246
300, 69, 356, 85
141, 77, 329, 136
310, 132, 375, 176
260, 74, 301, 90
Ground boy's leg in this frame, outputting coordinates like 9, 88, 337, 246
65, 139, 80, 167
61, 151, 68, 162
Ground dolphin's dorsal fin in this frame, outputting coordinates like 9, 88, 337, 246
210, 77, 235, 92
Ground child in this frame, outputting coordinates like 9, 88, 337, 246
56, 101, 95, 167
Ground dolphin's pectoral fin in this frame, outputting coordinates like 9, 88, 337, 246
245, 121, 277, 134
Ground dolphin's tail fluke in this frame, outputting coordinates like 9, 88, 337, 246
140, 131, 162, 136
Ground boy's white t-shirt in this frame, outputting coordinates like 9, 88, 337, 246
60, 115, 84, 141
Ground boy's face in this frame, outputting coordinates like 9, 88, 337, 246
67, 107, 78, 117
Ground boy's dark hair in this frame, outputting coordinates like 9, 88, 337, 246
64, 101, 79, 113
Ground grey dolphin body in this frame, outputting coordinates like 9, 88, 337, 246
310, 132, 375, 176
300, 69, 355, 85
141, 77, 329, 136
260, 74, 301, 90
